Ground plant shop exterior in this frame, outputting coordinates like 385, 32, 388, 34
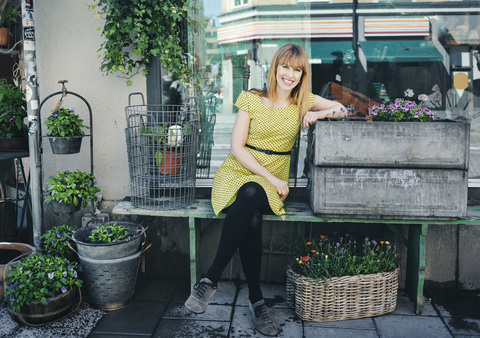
21, 0, 480, 292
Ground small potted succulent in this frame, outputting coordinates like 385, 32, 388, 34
2, 251, 83, 325
0, 78, 28, 151
44, 170, 101, 214
44, 107, 89, 154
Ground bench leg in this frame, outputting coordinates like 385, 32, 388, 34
406, 223, 428, 315
189, 216, 200, 290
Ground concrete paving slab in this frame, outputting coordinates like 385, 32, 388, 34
230, 305, 302, 337
164, 303, 233, 322
153, 318, 230, 337
236, 282, 290, 308
304, 326, 378, 338
210, 280, 238, 305
443, 316, 480, 336
92, 300, 166, 335
134, 277, 179, 302
374, 314, 451, 338
304, 317, 376, 330
392, 294, 437, 316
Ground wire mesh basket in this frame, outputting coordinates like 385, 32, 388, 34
125, 94, 200, 210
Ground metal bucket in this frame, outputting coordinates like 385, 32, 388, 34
79, 251, 141, 311
72, 222, 145, 259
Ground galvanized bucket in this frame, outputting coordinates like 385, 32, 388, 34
72, 222, 146, 260
79, 251, 141, 311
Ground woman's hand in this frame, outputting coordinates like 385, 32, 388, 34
268, 176, 289, 198
302, 104, 348, 128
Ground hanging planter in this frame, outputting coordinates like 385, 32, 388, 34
47, 136, 83, 154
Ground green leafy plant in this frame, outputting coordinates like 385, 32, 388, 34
44, 107, 89, 137
155, 151, 164, 166
45, 170, 101, 208
39, 224, 77, 261
0, 78, 27, 138
87, 223, 132, 243
89, 0, 196, 85
289, 234, 399, 281
3, 252, 82, 313
141, 123, 168, 143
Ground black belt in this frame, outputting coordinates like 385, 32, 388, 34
245, 144, 291, 155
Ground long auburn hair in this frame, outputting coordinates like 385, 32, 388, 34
252, 43, 311, 119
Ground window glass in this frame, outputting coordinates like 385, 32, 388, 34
192, 1, 480, 185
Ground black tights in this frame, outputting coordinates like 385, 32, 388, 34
206, 182, 270, 304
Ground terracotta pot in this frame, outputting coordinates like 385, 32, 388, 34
0, 27, 9, 47
158, 151, 182, 175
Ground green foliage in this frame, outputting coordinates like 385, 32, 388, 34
89, 0, 194, 85
44, 107, 89, 137
44, 170, 101, 208
87, 223, 132, 243
289, 234, 399, 281
3, 252, 82, 314
141, 123, 168, 143
369, 98, 438, 122
155, 151, 164, 166
39, 224, 77, 261
0, 78, 27, 138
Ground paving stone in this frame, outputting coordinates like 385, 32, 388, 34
374, 314, 451, 338
134, 277, 179, 302
236, 282, 290, 308
230, 305, 302, 337
153, 319, 230, 337
443, 316, 480, 336
304, 317, 375, 330
164, 303, 233, 322
304, 326, 378, 338
92, 300, 166, 335
392, 294, 437, 316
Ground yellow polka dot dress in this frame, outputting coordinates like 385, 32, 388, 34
211, 90, 316, 216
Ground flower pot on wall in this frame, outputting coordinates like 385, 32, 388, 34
47, 136, 83, 154
0, 137, 28, 152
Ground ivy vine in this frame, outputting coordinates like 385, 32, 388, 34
89, 0, 194, 86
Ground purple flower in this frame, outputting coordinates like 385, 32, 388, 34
372, 240, 377, 245
336, 242, 340, 247
49, 238, 54, 244
57, 233, 61, 238
73, 271, 77, 278
48, 272, 55, 279
61, 286, 67, 293
53, 112, 59, 118
63, 271, 67, 277
58, 125, 63, 130
67, 265, 72, 271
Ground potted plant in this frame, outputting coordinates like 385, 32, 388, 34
44, 170, 101, 214
71, 221, 150, 310
308, 87, 470, 219
3, 251, 83, 325
44, 107, 89, 154
286, 233, 399, 322
39, 224, 77, 261
0, 78, 27, 151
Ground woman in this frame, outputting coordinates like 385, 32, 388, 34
185, 43, 347, 336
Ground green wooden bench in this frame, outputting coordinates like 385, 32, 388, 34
113, 199, 480, 315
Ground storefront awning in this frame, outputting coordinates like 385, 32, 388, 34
310, 41, 355, 64
359, 40, 443, 63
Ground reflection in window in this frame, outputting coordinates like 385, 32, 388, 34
193, 1, 480, 183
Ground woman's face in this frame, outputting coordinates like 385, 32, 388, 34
276, 64, 302, 93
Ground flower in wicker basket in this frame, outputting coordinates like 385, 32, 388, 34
287, 234, 399, 322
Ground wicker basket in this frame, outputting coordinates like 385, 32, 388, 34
286, 267, 399, 322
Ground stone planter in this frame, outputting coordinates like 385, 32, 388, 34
308, 120, 470, 219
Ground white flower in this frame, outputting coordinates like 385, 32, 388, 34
404, 89, 414, 98
418, 94, 429, 102
166, 125, 183, 147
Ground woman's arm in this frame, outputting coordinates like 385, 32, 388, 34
302, 95, 347, 128
230, 109, 290, 198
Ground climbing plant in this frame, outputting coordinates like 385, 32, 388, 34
89, 0, 195, 86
